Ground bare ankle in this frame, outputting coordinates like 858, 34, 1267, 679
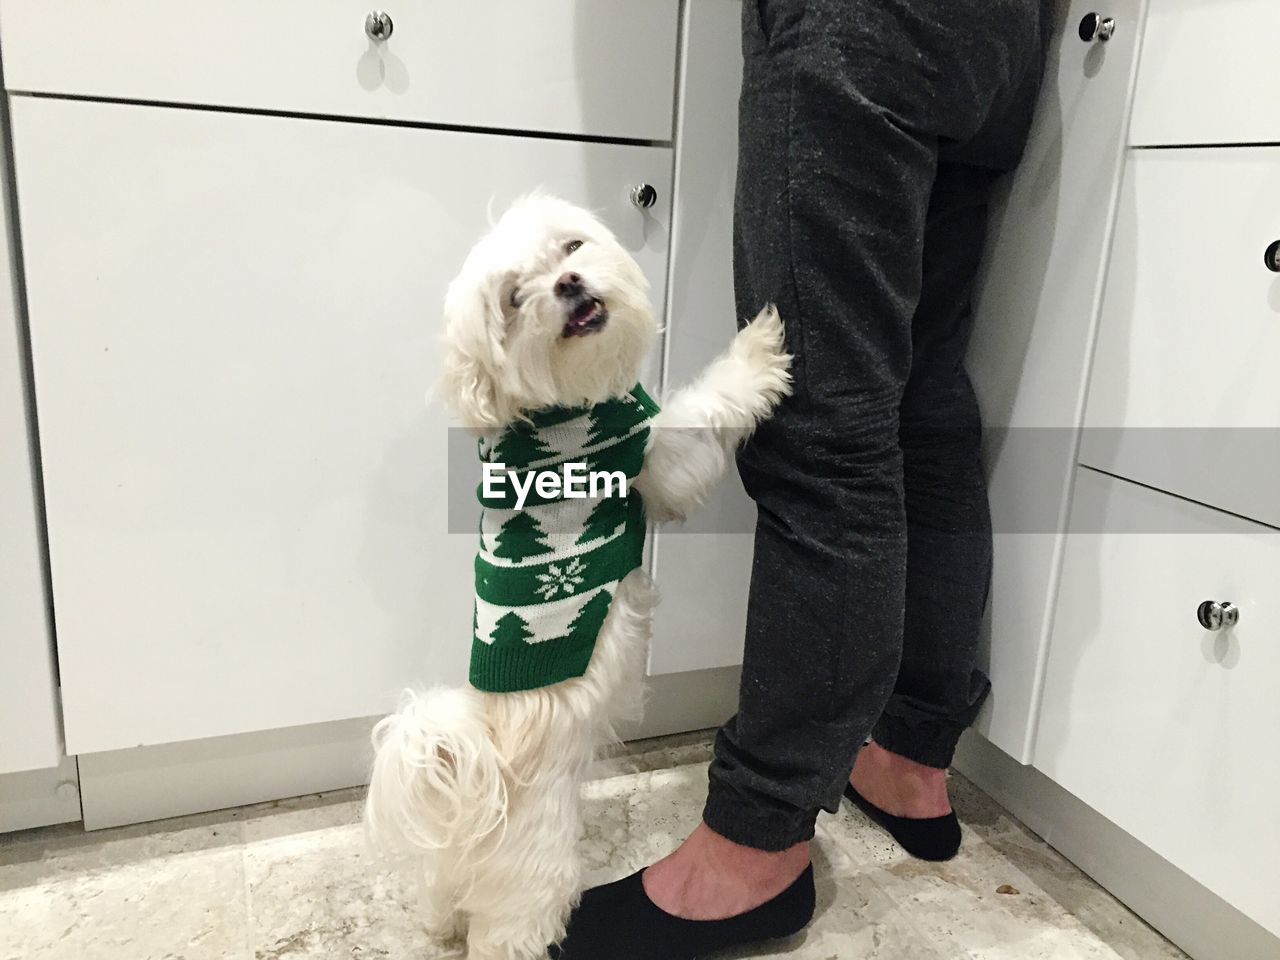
642, 823, 810, 921
850, 740, 952, 818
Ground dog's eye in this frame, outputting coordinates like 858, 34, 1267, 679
564, 239, 584, 255
508, 287, 522, 309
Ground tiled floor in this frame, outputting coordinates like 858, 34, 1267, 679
0, 732, 1186, 960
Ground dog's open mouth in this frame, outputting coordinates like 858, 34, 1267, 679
562, 298, 609, 338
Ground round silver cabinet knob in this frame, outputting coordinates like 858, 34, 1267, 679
365, 10, 394, 42
1265, 239, 1280, 273
1197, 600, 1240, 632
1078, 12, 1116, 42
630, 184, 658, 209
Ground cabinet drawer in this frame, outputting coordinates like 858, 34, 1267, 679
1081, 148, 1280, 527
0, 0, 679, 142
1038, 469, 1280, 937
11, 96, 672, 755
1130, 0, 1280, 146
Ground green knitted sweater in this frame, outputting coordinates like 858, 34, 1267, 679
469, 384, 659, 692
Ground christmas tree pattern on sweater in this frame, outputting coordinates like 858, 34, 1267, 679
469, 385, 659, 692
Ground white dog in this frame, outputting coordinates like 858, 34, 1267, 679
364, 194, 791, 960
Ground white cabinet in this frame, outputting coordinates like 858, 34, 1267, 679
954, 5, 1280, 951
960, 3, 1280, 950
0, 0, 680, 142
1130, 0, 1280, 147
0, 106, 61, 776
1041, 32, 1280, 941
1037, 468, 1280, 938
1080, 148, 1280, 528
12, 96, 672, 756
966, 0, 1147, 760
649, 0, 752, 676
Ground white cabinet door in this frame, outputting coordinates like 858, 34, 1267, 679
12, 96, 672, 755
649, 0, 751, 675
0, 0, 680, 143
1080, 148, 1280, 528
965, 0, 1146, 761
0, 109, 62, 776
1038, 469, 1280, 939
1130, 0, 1280, 147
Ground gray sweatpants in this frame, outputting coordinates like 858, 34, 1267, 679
704, 0, 1050, 851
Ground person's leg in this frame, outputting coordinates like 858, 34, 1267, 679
701, 0, 1047, 858
700, 0, 941, 860
850, 14, 1050, 822
850, 163, 1003, 823
640, 0, 942, 921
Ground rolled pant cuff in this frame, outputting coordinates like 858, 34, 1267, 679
870, 714, 965, 770
702, 790, 817, 852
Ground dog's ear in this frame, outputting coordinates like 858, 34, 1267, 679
440, 280, 507, 431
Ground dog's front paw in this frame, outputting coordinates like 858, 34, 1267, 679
731, 304, 793, 411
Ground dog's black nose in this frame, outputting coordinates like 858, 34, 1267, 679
554, 272, 584, 299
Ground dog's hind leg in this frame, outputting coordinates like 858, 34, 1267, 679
461, 763, 583, 960
463, 854, 578, 960
634, 304, 791, 521
416, 859, 467, 950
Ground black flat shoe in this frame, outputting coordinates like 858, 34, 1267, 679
550, 862, 815, 959
843, 782, 962, 861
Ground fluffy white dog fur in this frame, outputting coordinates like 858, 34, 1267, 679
364, 194, 791, 959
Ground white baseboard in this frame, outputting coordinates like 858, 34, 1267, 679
623, 665, 740, 741
954, 730, 1279, 960
77, 716, 376, 830
71, 667, 741, 831
0, 755, 81, 833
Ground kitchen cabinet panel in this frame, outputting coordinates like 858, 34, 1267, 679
0, 102, 61, 775
12, 96, 672, 754
1081, 148, 1280, 528
966, 0, 1146, 760
1039, 468, 1280, 937
0, 0, 680, 142
1130, 0, 1280, 147
650, 0, 753, 676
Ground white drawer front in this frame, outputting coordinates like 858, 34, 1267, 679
1038, 469, 1280, 937
1081, 148, 1280, 528
0, 0, 679, 142
1130, 0, 1280, 146
11, 96, 672, 755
